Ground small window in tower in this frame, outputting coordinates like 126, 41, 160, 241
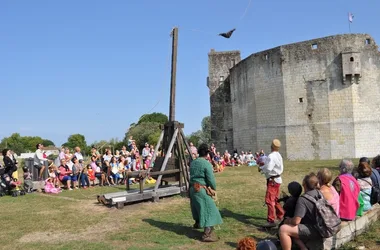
312, 43, 318, 50
219, 76, 224, 82
365, 39, 371, 45
350, 57, 354, 62
298, 98, 304, 103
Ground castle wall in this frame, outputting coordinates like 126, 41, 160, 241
208, 50, 241, 152
208, 34, 380, 160
229, 48, 287, 155
281, 36, 354, 160
351, 38, 380, 158
210, 80, 234, 152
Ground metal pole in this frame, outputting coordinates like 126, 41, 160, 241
169, 27, 178, 122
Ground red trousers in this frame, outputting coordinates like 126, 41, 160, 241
265, 180, 284, 223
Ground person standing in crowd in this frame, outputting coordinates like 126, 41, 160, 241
142, 143, 150, 163
120, 145, 129, 157
74, 147, 84, 161
2, 149, 17, 179
259, 139, 285, 227
34, 143, 47, 180
59, 147, 65, 160
189, 142, 198, 156
189, 143, 223, 242
128, 136, 135, 151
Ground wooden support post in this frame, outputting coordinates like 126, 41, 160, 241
177, 132, 189, 188
180, 130, 194, 161
151, 129, 164, 164
139, 178, 144, 194
169, 27, 178, 122
126, 175, 130, 190
175, 136, 188, 190
154, 128, 179, 192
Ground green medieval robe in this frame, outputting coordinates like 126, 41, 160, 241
189, 158, 223, 228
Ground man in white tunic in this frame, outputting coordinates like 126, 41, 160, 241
259, 139, 285, 228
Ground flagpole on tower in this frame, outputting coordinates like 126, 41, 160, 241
348, 12, 354, 33
349, 21, 351, 33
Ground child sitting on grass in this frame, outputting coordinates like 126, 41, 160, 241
48, 165, 59, 188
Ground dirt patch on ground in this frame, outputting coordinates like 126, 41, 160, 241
18, 215, 124, 244
36, 193, 82, 202
35, 210, 60, 216
18, 196, 188, 244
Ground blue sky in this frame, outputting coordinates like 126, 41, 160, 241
1, 0, 379, 146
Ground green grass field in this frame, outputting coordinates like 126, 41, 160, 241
1, 159, 379, 250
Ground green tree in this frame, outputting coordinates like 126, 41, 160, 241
137, 112, 168, 125
126, 122, 161, 149
186, 116, 212, 148
21, 136, 44, 152
63, 134, 87, 151
42, 139, 55, 147
187, 130, 203, 148
0, 133, 25, 154
201, 116, 211, 145
122, 112, 168, 149
0, 133, 56, 154
90, 140, 109, 155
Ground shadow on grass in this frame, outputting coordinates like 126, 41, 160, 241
142, 219, 203, 240
225, 241, 238, 248
220, 208, 266, 224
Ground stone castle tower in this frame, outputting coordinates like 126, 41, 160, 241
208, 34, 380, 160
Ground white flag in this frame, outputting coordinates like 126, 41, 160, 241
348, 12, 354, 23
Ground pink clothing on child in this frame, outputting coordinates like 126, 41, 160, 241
45, 180, 60, 194
339, 174, 360, 221
145, 159, 151, 169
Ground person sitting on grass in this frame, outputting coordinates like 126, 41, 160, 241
48, 165, 59, 188
87, 164, 96, 187
279, 173, 322, 250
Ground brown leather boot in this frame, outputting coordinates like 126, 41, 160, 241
202, 227, 219, 242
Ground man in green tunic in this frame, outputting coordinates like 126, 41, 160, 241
189, 143, 223, 242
